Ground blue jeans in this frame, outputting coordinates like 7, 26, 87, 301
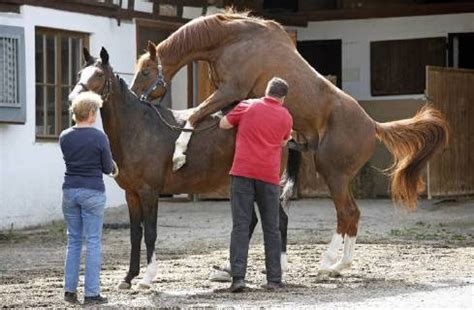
62, 188, 106, 297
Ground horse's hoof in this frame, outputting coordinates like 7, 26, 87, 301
328, 269, 342, 278
318, 269, 331, 276
172, 155, 186, 171
209, 268, 232, 282
118, 281, 131, 289
138, 282, 152, 290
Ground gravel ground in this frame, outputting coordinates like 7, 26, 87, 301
0, 198, 473, 308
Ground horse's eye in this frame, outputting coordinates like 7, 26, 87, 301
142, 69, 150, 77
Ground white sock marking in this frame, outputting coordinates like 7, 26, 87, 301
320, 233, 343, 270
141, 253, 157, 285
172, 121, 193, 170
329, 235, 357, 273
281, 252, 288, 273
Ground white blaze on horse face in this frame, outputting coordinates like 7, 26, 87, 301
140, 253, 157, 286
320, 233, 343, 270
328, 235, 356, 273
68, 66, 98, 101
172, 121, 194, 171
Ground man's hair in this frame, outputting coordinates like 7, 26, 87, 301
70, 91, 103, 122
265, 77, 289, 99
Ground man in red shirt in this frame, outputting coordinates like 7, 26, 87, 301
219, 77, 293, 292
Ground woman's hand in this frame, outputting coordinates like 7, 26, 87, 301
109, 161, 119, 178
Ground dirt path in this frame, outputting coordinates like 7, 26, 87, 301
1, 198, 473, 308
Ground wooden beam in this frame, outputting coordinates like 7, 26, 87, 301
0, 3, 20, 13
2, 0, 121, 18
254, 12, 308, 27
305, 2, 474, 22
151, 0, 208, 7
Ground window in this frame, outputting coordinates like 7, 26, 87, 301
0, 25, 25, 123
370, 37, 446, 96
35, 28, 88, 138
297, 40, 342, 89
448, 33, 474, 70
263, 0, 298, 12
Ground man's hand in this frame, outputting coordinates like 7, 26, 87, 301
281, 129, 294, 147
219, 116, 234, 130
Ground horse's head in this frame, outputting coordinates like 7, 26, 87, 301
130, 41, 167, 101
68, 47, 114, 103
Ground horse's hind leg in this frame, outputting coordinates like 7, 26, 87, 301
321, 173, 360, 276
315, 110, 375, 276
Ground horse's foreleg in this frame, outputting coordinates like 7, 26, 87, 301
172, 121, 193, 171
139, 192, 159, 289
119, 191, 142, 289
188, 87, 245, 126
174, 88, 245, 171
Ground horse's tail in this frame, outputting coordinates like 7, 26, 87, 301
280, 143, 302, 212
375, 105, 448, 210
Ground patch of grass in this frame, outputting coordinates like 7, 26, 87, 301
47, 221, 66, 236
451, 234, 466, 241
0, 224, 27, 243
389, 226, 470, 242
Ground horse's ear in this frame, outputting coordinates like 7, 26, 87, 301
83, 47, 93, 64
147, 40, 156, 60
100, 47, 109, 65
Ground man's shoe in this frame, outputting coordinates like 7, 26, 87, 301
64, 292, 79, 304
262, 281, 284, 290
84, 295, 108, 305
229, 278, 246, 293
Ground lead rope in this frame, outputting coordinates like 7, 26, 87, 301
140, 99, 220, 133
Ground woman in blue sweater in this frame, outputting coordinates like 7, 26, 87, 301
59, 91, 115, 305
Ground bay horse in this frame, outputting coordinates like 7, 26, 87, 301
130, 11, 449, 276
68, 47, 297, 288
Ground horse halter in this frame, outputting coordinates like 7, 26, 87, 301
78, 75, 112, 103
140, 62, 168, 103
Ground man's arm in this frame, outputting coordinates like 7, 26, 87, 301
219, 116, 235, 130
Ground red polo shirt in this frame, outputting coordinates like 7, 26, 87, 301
226, 97, 293, 185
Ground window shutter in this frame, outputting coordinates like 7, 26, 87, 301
371, 37, 446, 96
0, 25, 25, 123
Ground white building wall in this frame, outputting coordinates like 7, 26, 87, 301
171, 66, 189, 110
293, 13, 474, 101
0, 6, 137, 230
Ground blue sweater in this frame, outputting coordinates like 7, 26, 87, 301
59, 127, 114, 192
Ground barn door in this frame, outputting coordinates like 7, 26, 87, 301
426, 66, 474, 197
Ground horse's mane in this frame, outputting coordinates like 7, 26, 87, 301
156, 9, 287, 63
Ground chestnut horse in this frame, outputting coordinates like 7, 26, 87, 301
130, 11, 448, 276
68, 48, 297, 288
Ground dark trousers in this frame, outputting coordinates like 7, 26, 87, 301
230, 176, 282, 283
